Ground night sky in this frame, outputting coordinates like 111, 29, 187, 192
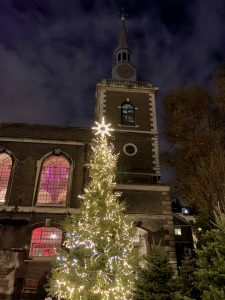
0, 0, 224, 180
0, 0, 224, 126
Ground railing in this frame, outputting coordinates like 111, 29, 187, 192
98, 79, 157, 89
116, 171, 160, 184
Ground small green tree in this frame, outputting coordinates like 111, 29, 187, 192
191, 213, 213, 249
133, 245, 176, 300
48, 119, 137, 300
176, 257, 200, 300
194, 208, 225, 299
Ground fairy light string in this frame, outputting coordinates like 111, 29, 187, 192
48, 118, 137, 300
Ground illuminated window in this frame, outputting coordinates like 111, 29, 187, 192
29, 227, 62, 257
0, 153, 12, 204
175, 227, 182, 236
36, 155, 70, 206
121, 102, 135, 125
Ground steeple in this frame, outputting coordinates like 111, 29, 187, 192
112, 15, 136, 81
117, 14, 128, 49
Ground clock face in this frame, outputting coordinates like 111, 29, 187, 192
117, 64, 135, 79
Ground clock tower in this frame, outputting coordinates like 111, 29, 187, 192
95, 16, 177, 272
112, 15, 136, 81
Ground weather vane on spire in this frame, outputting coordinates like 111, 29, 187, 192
92, 117, 114, 138
119, 8, 127, 20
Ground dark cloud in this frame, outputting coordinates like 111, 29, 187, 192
154, 0, 195, 35
0, 0, 224, 180
0, 0, 223, 126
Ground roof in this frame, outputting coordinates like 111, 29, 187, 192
173, 213, 194, 226
0, 122, 92, 142
117, 16, 128, 49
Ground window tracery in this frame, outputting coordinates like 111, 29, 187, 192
0, 153, 12, 204
29, 226, 62, 257
36, 155, 70, 206
121, 102, 135, 125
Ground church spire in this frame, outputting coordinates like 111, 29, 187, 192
117, 13, 128, 49
112, 14, 136, 81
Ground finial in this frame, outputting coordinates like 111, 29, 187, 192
119, 8, 127, 21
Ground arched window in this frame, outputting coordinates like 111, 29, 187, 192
36, 155, 70, 206
121, 102, 135, 125
0, 153, 12, 204
29, 226, 62, 257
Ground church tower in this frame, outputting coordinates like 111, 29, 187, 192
95, 16, 177, 272
96, 16, 160, 184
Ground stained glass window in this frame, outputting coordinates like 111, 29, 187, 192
0, 153, 12, 204
121, 102, 135, 125
29, 227, 62, 257
36, 155, 70, 206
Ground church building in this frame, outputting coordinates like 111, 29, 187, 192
0, 16, 177, 299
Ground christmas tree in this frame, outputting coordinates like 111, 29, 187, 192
176, 257, 200, 300
48, 118, 137, 300
194, 207, 225, 299
133, 244, 176, 300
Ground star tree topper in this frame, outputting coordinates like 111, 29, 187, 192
92, 117, 114, 138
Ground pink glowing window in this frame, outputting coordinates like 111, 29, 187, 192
0, 153, 12, 204
29, 227, 62, 257
36, 155, 70, 206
